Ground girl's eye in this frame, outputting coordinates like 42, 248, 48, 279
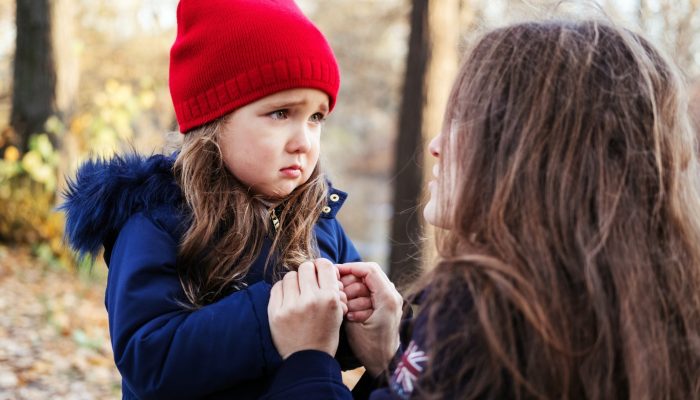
310, 112, 326, 123
269, 110, 288, 120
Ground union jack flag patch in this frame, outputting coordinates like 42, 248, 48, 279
389, 340, 428, 399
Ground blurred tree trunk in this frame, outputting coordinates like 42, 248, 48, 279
389, 0, 459, 285
53, 0, 78, 121
389, 0, 428, 285
10, 0, 56, 153
52, 0, 79, 193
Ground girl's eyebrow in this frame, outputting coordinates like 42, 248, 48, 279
264, 99, 329, 112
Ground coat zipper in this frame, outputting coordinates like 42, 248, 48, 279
270, 208, 280, 232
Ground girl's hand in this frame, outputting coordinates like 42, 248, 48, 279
340, 272, 372, 323
268, 259, 345, 359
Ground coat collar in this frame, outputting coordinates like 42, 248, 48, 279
60, 153, 183, 258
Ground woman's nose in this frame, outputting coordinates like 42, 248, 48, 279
428, 133, 441, 158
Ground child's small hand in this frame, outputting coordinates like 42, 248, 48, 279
340, 268, 373, 323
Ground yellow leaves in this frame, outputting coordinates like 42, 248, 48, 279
0, 76, 161, 271
70, 77, 158, 157
3, 146, 19, 162
20, 151, 41, 171
139, 90, 156, 108
0, 177, 55, 243
44, 116, 64, 137
69, 113, 91, 134
21, 151, 54, 190
104, 78, 121, 95
0, 133, 63, 259
12, 134, 59, 192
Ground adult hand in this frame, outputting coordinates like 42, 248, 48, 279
338, 262, 403, 377
268, 259, 345, 359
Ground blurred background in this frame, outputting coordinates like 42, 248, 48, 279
0, 0, 699, 398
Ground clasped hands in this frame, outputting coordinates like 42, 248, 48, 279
268, 258, 403, 376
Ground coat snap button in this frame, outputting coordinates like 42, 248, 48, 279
322, 206, 331, 214
329, 194, 340, 202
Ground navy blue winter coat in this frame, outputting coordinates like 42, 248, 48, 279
61, 153, 361, 400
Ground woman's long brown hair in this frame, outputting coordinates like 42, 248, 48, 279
416, 19, 700, 399
173, 119, 327, 307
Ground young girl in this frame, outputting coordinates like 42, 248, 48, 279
263, 17, 700, 400
61, 0, 367, 398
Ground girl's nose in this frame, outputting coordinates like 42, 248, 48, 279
287, 124, 312, 153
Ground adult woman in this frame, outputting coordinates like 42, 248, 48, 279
263, 18, 700, 399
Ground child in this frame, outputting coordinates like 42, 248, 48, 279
61, 0, 367, 398
264, 18, 700, 400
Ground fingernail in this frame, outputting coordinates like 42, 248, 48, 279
347, 313, 354, 321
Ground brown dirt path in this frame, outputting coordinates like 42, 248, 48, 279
0, 245, 120, 400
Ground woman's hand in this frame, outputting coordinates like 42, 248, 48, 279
268, 259, 346, 359
339, 262, 403, 377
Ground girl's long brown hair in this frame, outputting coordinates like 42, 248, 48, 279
417, 19, 700, 399
173, 119, 327, 307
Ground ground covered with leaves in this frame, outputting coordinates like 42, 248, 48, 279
0, 245, 120, 399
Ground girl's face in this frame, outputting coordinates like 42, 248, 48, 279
424, 125, 455, 229
219, 88, 328, 199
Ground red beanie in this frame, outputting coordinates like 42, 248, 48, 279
169, 0, 340, 133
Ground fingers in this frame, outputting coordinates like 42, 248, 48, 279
338, 262, 403, 319
269, 281, 283, 311
282, 259, 351, 319
347, 296, 372, 312
339, 288, 348, 305
340, 293, 349, 315
337, 262, 373, 278
346, 296, 372, 322
282, 270, 300, 303
347, 309, 372, 323
337, 269, 348, 315
297, 261, 319, 294
314, 258, 338, 291
337, 262, 391, 294
344, 281, 370, 300
269, 265, 345, 360
340, 273, 360, 288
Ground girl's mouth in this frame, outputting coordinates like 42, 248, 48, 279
280, 165, 302, 178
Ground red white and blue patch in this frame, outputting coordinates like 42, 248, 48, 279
389, 340, 428, 399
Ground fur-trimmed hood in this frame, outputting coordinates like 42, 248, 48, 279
60, 153, 183, 258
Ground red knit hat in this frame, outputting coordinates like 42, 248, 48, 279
169, 0, 340, 133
